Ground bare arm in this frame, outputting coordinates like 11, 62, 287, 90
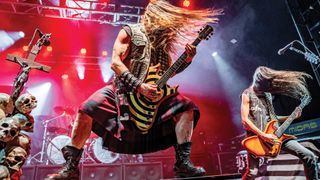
111, 29, 160, 98
241, 93, 278, 143
111, 29, 131, 76
241, 93, 264, 136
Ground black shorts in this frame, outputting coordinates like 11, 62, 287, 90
80, 84, 200, 154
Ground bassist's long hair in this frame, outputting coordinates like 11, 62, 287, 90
142, 0, 222, 53
252, 66, 312, 99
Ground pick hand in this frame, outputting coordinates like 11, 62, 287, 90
261, 133, 279, 144
138, 83, 160, 99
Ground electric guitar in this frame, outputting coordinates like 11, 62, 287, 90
241, 95, 311, 158
128, 25, 214, 133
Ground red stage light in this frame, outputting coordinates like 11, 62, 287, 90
80, 48, 87, 55
102, 50, 108, 57
61, 74, 69, 79
183, 0, 190, 8
22, 45, 29, 52
47, 46, 53, 52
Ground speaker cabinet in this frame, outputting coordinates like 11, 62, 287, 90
123, 162, 163, 180
21, 165, 36, 180
35, 165, 62, 180
81, 164, 122, 180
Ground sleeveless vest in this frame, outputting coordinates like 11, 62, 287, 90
125, 24, 152, 82
243, 88, 277, 136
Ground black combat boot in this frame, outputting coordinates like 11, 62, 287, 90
45, 146, 83, 180
173, 142, 206, 178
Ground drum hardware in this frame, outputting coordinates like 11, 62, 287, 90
89, 137, 120, 164
27, 112, 66, 165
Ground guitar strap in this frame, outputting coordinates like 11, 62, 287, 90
264, 92, 278, 121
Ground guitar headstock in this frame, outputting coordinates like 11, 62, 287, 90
300, 95, 312, 108
198, 25, 214, 41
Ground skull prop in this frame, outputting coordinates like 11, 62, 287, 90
15, 93, 37, 114
0, 165, 10, 180
12, 113, 34, 132
7, 134, 31, 155
0, 93, 14, 118
4, 146, 27, 172
0, 117, 20, 143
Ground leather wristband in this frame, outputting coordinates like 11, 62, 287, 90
119, 71, 142, 92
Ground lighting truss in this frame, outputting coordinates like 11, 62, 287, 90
0, 0, 144, 25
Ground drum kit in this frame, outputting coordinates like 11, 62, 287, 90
27, 106, 123, 165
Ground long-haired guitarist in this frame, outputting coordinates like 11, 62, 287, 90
46, 0, 221, 179
241, 66, 318, 180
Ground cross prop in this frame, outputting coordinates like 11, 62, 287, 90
5, 30, 52, 103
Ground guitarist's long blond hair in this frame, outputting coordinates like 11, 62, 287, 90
253, 66, 312, 99
142, 0, 222, 53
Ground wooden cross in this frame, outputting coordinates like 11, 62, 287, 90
5, 32, 52, 103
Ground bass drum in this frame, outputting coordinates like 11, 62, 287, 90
47, 135, 71, 164
91, 137, 119, 164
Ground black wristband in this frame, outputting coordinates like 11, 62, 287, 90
119, 71, 142, 92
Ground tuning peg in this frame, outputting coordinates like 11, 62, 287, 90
210, 33, 214, 35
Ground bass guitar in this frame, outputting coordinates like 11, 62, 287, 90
241, 95, 311, 158
128, 25, 214, 133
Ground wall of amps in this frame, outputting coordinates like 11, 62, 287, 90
21, 162, 163, 180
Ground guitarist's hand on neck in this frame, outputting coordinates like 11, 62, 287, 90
185, 44, 197, 63
138, 83, 161, 100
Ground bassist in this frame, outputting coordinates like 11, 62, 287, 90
241, 66, 318, 180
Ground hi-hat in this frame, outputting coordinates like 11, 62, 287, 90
54, 106, 75, 115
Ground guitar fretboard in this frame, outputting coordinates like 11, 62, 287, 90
156, 38, 202, 89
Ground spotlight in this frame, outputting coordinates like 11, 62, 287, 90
212, 52, 218, 57
80, 48, 87, 55
23, 45, 29, 52
18, 31, 25, 38
47, 46, 53, 52
230, 39, 238, 44
61, 74, 69, 79
76, 65, 85, 80
183, 0, 190, 8
102, 50, 108, 57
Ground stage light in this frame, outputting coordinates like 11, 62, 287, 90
47, 46, 53, 52
212, 52, 218, 57
18, 31, 25, 38
99, 59, 113, 83
27, 82, 52, 116
80, 48, 87, 55
61, 74, 69, 79
0, 31, 25, 52
23, 45, 29, 52
76, 64, 85, 80
183, 0, 190, 8
230, 39, 238, 44
102, 50, 108, 57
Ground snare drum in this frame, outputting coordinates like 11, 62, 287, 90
47, 135, 71, 164
90, 137, 119, 164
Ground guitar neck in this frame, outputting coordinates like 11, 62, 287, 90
274, 97, 311, 137
156, 37, 202, 88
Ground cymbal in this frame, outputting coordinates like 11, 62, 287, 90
54, 106, 75, 115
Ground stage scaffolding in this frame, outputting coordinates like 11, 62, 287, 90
0, 0, 144, 25
286, 0, 320, 87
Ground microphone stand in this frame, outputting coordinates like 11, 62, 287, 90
286, 40, 320, 66
279, 40, 320, 88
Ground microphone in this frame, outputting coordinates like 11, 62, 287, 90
277, 42, 294, 55
37, 29, 51, 46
